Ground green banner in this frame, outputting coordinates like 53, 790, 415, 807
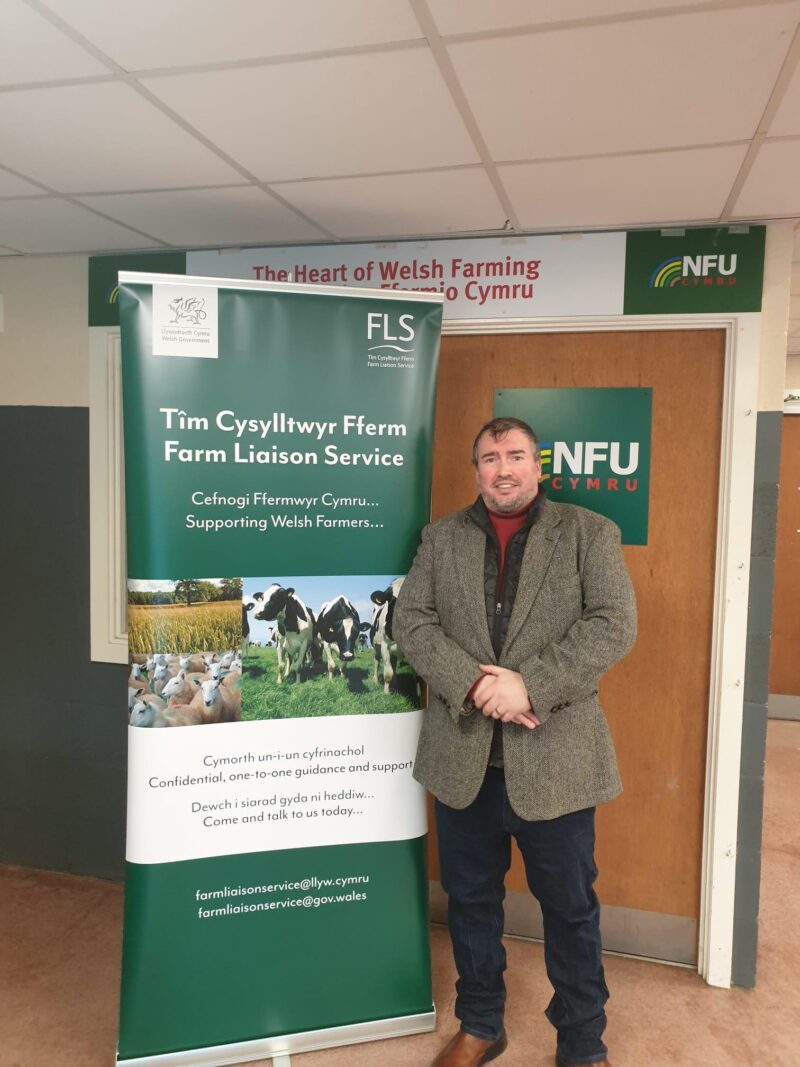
623, 226, 765, 314
494, 388, 652, 545
117, 274, 442, 1064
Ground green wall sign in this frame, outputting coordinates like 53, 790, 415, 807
494, 388, 652, 545
624, 226, 765, 315
89, 251, 186, 326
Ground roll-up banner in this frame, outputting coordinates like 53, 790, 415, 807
117, 273, 443, 1066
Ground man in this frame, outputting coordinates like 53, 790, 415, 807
394, 417, 636, 1067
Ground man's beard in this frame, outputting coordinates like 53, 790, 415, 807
483, 484, 538, 513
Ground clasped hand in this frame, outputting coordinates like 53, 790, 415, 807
472, 665, 541, 730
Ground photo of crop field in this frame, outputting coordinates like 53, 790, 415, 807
242, 575, 421, 720
128, 578, 242, 654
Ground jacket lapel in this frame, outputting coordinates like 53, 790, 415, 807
503, 499, 562, 651
453, 514, 496, 662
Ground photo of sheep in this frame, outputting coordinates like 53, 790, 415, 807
128, 649, 242, 728
242, 575, 421, 720
127, 578, 242, 654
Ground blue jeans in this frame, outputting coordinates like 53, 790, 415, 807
435, 768, 609, 1066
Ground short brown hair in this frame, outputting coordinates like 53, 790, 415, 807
472, 417, 540, 465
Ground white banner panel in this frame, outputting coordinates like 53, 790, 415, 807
188, 232, 626, 319
126, 712, 427, 864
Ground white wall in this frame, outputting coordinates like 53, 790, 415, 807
0, 255, 89, 407
785, 354, 800, 392
759, 222, 794, 411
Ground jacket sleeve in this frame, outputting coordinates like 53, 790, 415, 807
517, 520, 637, 725
394, 523, 484, 723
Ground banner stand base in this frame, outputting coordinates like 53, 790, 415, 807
117, 1009, 437, 1067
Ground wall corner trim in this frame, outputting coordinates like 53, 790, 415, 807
89, 326, 128, 664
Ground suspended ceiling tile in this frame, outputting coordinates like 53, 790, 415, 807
448, 6, 798, 160
499, 144, 747, 230
0, 199, 160, 254
428, 0, 711, 35
78, 186, 324, 247
768, 61, 800, 136
275, 168, 505, 239
144, 50, 479, 182
732, 140, 800, 218
43, 0, 422, 70
0, 0, 108, 85
0, 82, 242, 193
0, 170, 44, 197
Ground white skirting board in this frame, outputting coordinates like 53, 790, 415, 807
768, 694, 800, 721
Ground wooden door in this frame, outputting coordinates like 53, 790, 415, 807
769, 415, 800, 698
426, 329, 725, 964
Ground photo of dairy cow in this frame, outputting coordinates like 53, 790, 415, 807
242, 575, 421, 720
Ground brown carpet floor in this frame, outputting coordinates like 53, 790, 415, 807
1, 720, 797, 1067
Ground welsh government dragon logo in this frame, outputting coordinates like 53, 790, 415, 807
168, 296, 207, 325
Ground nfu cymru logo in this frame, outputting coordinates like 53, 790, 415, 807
168, 296, 207, 325
539, 440, 640, 493
650, 253, 738, 289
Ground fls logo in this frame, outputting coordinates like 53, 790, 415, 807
366, 312, 415, 354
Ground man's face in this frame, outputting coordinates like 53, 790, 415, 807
474, 428, 542, 513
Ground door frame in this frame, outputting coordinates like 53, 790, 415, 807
440, 312, 760, 988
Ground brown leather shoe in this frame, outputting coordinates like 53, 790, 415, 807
431, 1030, 508, 1066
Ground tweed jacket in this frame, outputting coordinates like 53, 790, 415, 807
394, 496, 637, 821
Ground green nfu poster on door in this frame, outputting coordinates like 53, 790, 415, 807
117, 273, 442, 1066
494, 388, 652, 545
